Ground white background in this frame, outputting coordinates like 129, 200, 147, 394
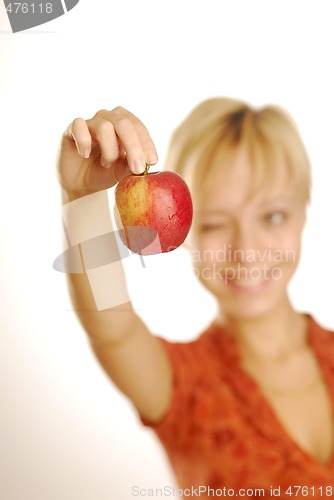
1, 1, 334, 499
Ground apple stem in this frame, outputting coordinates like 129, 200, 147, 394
144, 164, 149, 176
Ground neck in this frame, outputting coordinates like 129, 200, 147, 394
218, 296, 308, 362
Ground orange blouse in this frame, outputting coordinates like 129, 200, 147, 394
142, 315, 334, 498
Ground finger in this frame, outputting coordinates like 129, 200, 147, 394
98, 107, 158, 173
86, 117, 120, 169
113, 108, 158, 168
132, 121, 158, 167
69, 118, 92, 159
112, 115, 147, 174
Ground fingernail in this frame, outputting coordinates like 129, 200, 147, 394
133, 159, 145, 174
147, 153, 158, 165
82, 148, 91, 159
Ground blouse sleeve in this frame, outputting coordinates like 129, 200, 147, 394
139, 337, 202, 449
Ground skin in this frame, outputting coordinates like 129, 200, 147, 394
189, 148, 333, 465
190, 147, 307, 352
58, 107, 173, 424
57, 106, 158, 201
58, 106, 333, 466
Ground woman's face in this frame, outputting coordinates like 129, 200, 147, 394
190, 149, 307, 320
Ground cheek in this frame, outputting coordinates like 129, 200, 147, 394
189, 235, 222, 286
272, 229, 303, 268
191, 237, 225, 274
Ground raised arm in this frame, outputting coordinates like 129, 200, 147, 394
57, 107, 172, 423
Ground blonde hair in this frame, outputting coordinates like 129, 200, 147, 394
164, 97, 312, 209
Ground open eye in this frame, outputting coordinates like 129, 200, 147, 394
264, 211, 287, 225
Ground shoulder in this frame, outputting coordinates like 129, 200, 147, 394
157, 331, 203, 369
158, 322, 225, 369
308, 314, 334, 361
155, 322, 238, 398
141, 323, 237, 442
308, 314, 334, 340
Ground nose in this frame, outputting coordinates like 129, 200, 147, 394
230, 223, 262, 264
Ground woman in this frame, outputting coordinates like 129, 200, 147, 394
57, 98, 334, 498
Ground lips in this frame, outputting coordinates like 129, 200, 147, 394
227, 278, 270, 292
223, 268, 273, 292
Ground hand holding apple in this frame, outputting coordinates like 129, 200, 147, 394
57, 107, 158, 202
58, 105, 192, 254
114, 170, 193, 255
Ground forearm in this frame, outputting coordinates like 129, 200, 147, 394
62, 189, 136, 343
67, 275, 138, 344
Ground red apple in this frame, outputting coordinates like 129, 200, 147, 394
114, 170, 193, 255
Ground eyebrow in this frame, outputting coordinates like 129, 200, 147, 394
258, 197, 294, 206
200, 210, 231, 216
200, 198, 294, 216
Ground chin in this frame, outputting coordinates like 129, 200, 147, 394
222, 300, 279, 321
